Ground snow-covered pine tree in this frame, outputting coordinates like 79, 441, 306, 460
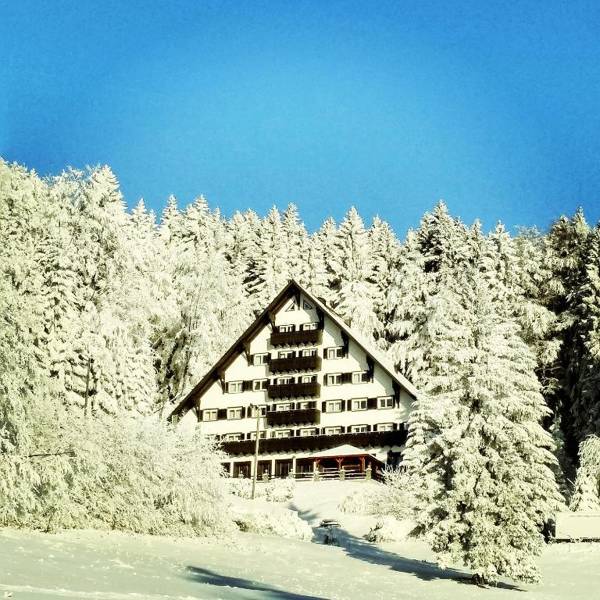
282, 203, 309, 280
0, 160, 73, 527
544, 210, 592, 462
570, 226, 600, 440
248, 207, 293, 310
369, 216, 401, 342
311, 216, 338, 305
155, 196, 251, 409
570, 435, 600, 511
329, 207, 381, 339
406, 247, 562, 584
385, 230, 430, 385
298, 231, 331, 301
385, 204, 471, 387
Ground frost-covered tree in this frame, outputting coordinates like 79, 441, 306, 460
248, 207, 294, 309
406, 256, 562, 584
329, 207, 381, 339
544, 210, 593, 461
369, 216, 401, 336
155, 198, 251, 409
570, 435, 600, 512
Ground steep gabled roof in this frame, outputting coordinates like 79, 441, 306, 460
168, 279, 418, 421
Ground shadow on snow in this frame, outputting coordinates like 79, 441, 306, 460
185, 565, 328, 599
289, 503, 524, 593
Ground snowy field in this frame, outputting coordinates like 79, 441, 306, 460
1, 481, 599, 600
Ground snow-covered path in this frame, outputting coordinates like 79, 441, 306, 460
1, 482, 599, 599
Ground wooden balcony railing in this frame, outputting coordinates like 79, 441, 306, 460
269, 355, 322, 374
267, 381, 321, 399
270, 329, 322, 347
220, 429, 407, 456
266, 407, 321, 427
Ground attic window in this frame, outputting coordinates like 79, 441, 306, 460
303, 300, 313, 309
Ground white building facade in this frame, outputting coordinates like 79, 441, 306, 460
170, 281, 417, 479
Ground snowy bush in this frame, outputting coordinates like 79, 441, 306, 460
0, 413, 232, 537
339, 469, 415, 520
234, 508, 312, 540
264, 478, 295, 502
339, 484, 383, 515
227, 478, 264, 500
227, 477, 295, 503
364, 517, 410, 543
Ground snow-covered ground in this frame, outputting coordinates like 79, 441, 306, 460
1, 481, 599, 599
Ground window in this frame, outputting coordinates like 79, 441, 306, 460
324, 426, 342, 435
275, 429, 292, 438
297, 401, 311, 409
249, 431, 267, 440
250, 405, 267, 417
300, 347, 317, 357
300, 428, 317, 437
224, 433, 242, 441
253, 379, 268, 391
350, 424, 368, 433
276, 376, 293, 385
227, 381, 243, 394
352, 398, 367, 411
227, 407, 243, 420
352, 371, 368, 384
202, 409, 217, 421
285, 299, 298, 311
275, 403, 291, 412
303, 300, 314, 309
253, 353, 268, 366
325, 373, 342, 386
278, 324, 294, 333
377, 423, 394, 432
301, 322, 319, 331
378, 396, 394, 409
326, 400, 343, 413
278, 350, 294, 359
300, 374, 317, 383
325, 347, 344, 359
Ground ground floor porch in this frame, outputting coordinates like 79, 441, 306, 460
222, 444, 394, 482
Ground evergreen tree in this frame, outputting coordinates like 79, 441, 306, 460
407, 263, 562, 583
570, 435, 600, 511
329, 207, 381, 339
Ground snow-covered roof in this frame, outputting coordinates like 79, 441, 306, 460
308, 444, 378, 459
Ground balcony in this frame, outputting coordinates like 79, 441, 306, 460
220, 429, 408, 456
269, 355, 322, 374
267, 381, 321, 399
266, 407, 321, 427
270, 329, 322, 347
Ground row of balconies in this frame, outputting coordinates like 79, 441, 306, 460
220, 428, 408, 456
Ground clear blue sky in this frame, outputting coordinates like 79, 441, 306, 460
2, 1, 600, 234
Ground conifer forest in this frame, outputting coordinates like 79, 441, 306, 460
1, 159, 600, 584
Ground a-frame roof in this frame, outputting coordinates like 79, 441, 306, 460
168, 279, 418, 421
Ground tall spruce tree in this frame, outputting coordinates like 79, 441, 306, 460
329, 207, 381, 339
405, 233, 562, 584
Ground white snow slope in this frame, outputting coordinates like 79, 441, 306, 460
1, 481, 598, 599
